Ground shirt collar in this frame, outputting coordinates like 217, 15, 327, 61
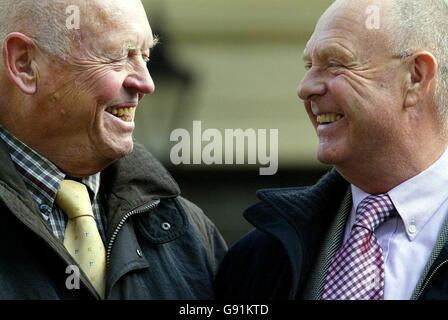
351, 146, 448, 241
81, 174, 101, 201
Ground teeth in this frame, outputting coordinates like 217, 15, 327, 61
106, 106, 137, 122
317, 113, 343, 124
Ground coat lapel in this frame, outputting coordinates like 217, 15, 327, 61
245, 169, 350, 298
302, 188, 352, 299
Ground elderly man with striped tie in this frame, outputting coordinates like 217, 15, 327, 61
215, 0, 448, 300
0, 0, 227, 299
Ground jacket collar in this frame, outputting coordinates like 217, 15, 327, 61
243, 169, 349, 297
0, 137, 180, 203
100, 140, 181, 242
0, 136, 182, 246
247, 168, 349, 244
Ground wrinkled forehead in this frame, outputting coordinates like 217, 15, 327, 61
76, 0, 153, 52
304, 0, 391, 60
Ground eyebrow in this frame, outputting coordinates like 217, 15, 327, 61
303, 44, 355, 63
121, 35, 159, 53
148, 35, 159, 49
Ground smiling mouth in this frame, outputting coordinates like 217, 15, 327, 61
317, 113, 344, 125
105, 106, 136, 122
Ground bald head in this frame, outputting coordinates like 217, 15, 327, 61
310, 0, 394, 63
71, 0, 156, 63
0, 0, 76, 57
0, 0, 153, 59
324, 0, 448, 123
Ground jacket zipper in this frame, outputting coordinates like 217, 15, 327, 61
106, 199, 160, 268
415, 259, 448, 300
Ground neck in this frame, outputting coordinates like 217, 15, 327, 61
336, 142, 448, 194
32, 141, 114, 178
1, 122, 112, 178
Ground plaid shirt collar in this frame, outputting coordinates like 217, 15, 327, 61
0, 125, 100, 217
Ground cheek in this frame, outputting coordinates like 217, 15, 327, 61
49, 82, 93, 119
60, 107, 68, 120
327, 76, 373, 144
74, 66, 126, 104
89, 73, 124, 104
328, 75, 364, 116
329, 75, 397, 147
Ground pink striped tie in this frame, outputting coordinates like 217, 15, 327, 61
322, 194, 395, 300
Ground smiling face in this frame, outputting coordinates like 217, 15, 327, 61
298, 0, 409, 171
31, 0, 156, 175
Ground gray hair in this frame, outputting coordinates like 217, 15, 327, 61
387, 0, 448, 123
0, 0, 75, 57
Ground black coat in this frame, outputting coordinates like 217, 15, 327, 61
215, 170, 448, 300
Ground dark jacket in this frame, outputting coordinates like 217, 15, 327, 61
215, 170, 448, 300
0, 139, 227, 299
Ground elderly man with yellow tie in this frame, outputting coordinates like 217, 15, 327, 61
0, 0, 227, 299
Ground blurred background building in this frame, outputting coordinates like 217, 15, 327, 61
135, 0, 334, 246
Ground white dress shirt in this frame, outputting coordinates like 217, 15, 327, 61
344, 147, 448, 300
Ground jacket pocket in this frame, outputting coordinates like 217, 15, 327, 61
133, 198, 188, 244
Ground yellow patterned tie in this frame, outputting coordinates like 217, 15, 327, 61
56, 180, 106, 299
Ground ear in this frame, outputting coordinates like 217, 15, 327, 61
2, 32, 38, 95
404, 51, 437, 108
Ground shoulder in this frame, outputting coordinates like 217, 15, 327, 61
176, 196, 219, 238
223, 228, 286, 267
226, 228, 288, 274
215, 228, 292, 299
176, 196, 228, 275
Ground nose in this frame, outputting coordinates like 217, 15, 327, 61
297, 69, 327, 101
123, 63, 155, 100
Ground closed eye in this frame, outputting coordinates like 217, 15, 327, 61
328, 61, 345, 69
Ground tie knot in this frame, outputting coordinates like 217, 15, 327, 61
354, 194, 395, 232
56, 180, 94, 219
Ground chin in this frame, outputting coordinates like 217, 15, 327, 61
115, 140, 134, 158
102, 138, 135, 161
317, 154, 337, 165
316, 144, 347, 166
